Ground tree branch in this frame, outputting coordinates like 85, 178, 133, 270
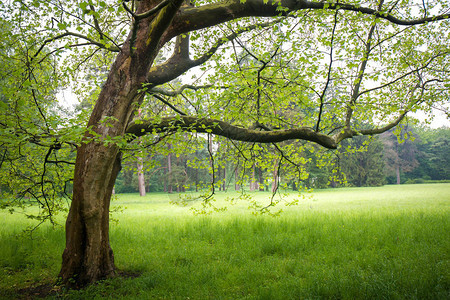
33, 31, 120, 59
126, 116, 338, 149
150, 84, 213, 96
171, 0, 450, 38
335, 75, 433, 143
316, 9, 339, 132
124, 0, 174, 53
151, 93, 187, 115
88, 4, 104, 40
345, 21, 377, 128
358, 51, 450, 97
335, 110, 408, 144
123, 0, 172, 20
147, 19, 281, 85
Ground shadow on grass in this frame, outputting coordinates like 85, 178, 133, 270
14, 270, 142, 299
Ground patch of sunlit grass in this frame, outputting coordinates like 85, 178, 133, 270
0, 183, 448, 299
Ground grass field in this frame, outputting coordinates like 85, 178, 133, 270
0, 184, 449, 299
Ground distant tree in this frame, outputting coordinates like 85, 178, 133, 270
381, 128, 418, 184
405, 127, 450, 181
340, 136, 385, 187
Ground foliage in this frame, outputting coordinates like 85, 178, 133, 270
0, 17, 77, 224
339, 136, 386, 187
408, 126, 450, 181
381, 126, 450, 184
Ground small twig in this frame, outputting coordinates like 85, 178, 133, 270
151, 93, 187, 116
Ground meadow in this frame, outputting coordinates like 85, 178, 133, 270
0, 184, 449, 299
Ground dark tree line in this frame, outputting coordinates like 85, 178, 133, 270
117, 126, 449, 193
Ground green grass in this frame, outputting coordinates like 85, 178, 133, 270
0, 184, 449, 299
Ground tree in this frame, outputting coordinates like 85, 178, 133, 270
381, 127, 419, 184
415, 128, 450, 180
1, 0, 449, 287
395, 126, 450, 182
340, 136, 386, 187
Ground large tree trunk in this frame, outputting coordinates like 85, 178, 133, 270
58, 48, 138, 285
58, 38, 144, 285
59, 147, 121, 287
58, 0, 184, 286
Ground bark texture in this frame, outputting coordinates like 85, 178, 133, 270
59, 0, 184, 286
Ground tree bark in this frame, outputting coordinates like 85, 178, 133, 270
59, 150, 121, 287
258, 167, 265, 191
250, 164, 258, 191
59, 0, 184, 286
396, 163, 401, 185
58, 45, 141, 288
396, 141, 401, 184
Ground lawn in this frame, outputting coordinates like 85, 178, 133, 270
0, 184, 449, 299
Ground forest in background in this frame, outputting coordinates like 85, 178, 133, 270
115, 125, 450, 194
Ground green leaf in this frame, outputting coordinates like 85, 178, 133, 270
57, 22, 67, 30
79, 1, 88, 11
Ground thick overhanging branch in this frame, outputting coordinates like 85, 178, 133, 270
172, 0, 450, 37
126, 116, 338, 149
